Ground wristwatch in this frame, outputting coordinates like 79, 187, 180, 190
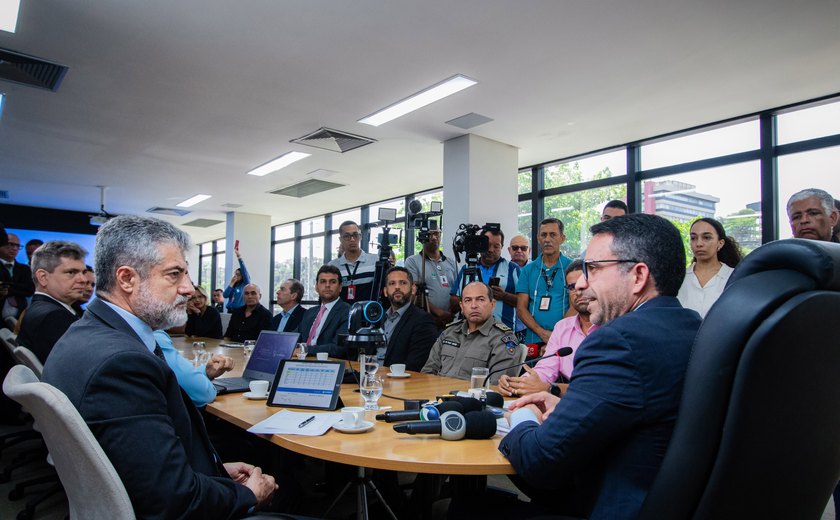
549, 382, 563, 397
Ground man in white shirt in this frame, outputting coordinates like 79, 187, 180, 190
18, 241, 88, 363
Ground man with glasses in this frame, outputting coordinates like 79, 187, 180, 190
508, 235, 531, 268
498, 214, 702, 520
0, 233, 35, 322
516, 218, 573, 349
404, 228, 457, 328
498, 260, 596, 398
328, 220, 378, 304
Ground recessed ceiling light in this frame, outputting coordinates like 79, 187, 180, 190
0, 0, 20, 33
176, 194, 212, 208
247, 151, 311, 176
358, 74, 478, 127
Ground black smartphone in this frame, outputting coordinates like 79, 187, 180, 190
488, 277, 500, 287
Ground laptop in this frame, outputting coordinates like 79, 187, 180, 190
213, 331, 299, 393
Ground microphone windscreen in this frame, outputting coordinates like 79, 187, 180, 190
464, 411, 498, 439
450, 396, 482, 413
437, 401, 464, 414
485, 391, 504, 408
557, 346, 574, 357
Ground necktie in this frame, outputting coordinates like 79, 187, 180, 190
306, 305, 327, 345
153, 343, 166, 362
3, 262, 12, 276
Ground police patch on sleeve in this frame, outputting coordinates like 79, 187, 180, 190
502, 333, 518, 355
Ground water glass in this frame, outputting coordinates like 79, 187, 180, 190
296, 343, 308, 360
360, 354, 379, 377
360, 374, 383, 410
243, 340, 256, 357
470, 367, 490, 400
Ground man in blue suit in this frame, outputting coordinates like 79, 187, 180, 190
498, 213, 702, 520
297, 265, 351, 358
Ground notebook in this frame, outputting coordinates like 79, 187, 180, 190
213, 331, 299, 393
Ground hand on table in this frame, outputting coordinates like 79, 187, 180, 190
205, 355, 234, 379
498, 365, 550, 397
507, 391, 560, 422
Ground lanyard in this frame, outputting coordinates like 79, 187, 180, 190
540, 262, 558, 292
344, 261, 360, 281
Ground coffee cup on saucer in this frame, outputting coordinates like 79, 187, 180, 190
341, 407, 365, 428
390, 364, 406, 376
249, 380, 269, 397
316, 352, 329, 361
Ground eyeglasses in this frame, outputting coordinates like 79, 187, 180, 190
341, 232, 361, 241
6, 243, 20, 248
581, 258, 639, 280
565, 283, 577, 291
510, 245, 528, 251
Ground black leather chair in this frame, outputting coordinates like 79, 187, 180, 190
639, 238, 840, 520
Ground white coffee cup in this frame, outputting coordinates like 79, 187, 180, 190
316, 352, 329, 361
249, 380, 269, 396
390, 364, 406, 376
341, 406, 365, 428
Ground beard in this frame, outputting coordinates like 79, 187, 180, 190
135, 281, 189, 330
587, 290, 631, 326
387, 291, 410, 309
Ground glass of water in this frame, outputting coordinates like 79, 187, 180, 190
360, 374, 383, 410
296, 343, 308, 360
243, 340, 256, 357
360, 354, 379, 377
192, 342, 207, 368
470, 367, 490, 400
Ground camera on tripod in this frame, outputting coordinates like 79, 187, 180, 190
452, 222, 501, 263
407, 200, 443, 244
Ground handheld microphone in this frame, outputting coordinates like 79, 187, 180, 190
483, 346, 574, 388
393, 410, 498, 440
375, 401, 464, 422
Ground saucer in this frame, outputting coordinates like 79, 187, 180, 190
333, 420, 374, 434
243, 392, 268, 400
387, 373, 410, 378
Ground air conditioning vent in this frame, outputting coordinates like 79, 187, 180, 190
270, 179, 345, 198
446, 112, 494, 130
183, 219, 224, 228
290, 127, 375, 153
0, 190, 8, 199
146, 207, 191, 217
0, 48, 69, 92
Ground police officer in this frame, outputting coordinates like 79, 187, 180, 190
422, 281, 525, 384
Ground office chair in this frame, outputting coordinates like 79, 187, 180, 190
3, 365, 136, 520
639, 238, 840, 520
11, 346, 43, 380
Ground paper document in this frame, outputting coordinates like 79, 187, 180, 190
247, 409, 340, 436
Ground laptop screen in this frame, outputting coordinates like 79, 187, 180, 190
242, 331, 299, 379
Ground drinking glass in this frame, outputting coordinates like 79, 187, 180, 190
359, 354, 379, 377
296, 343, 308, 360
470, 367, 490, 400
192, 342, 207, 368
360, 374, 383, 410
243, 340, 256, 357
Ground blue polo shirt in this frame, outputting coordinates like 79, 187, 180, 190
515, 254, 573, 344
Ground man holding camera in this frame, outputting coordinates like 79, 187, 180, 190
404, 228, 457, 328
450, 228, 521, 333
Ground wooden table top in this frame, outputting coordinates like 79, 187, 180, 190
172, 336, 515, 475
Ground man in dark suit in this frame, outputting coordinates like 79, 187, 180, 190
268, 278, 306, 333
380, 267, 437, 371
297, 265, 350, 358
42, 215, 277, 518
18, 241, 88, 363
0, 233, 36, 322
497, 214, 702, 520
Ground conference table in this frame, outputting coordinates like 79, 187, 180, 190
172, 336, 515, 476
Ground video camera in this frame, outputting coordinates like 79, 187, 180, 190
452, 222, 501, 264
407, 200, 443, 244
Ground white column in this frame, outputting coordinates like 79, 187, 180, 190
225, 212, 272, 307
442, 134, 519, 259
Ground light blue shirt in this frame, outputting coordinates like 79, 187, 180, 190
101, 299, 155, 353
154, 330, 217, 407
509, 407, 540, 429
275, 304, 300, 332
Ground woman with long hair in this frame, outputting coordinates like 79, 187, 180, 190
677, 217, 742, 318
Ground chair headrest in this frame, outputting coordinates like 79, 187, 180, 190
728, 238, 840, 291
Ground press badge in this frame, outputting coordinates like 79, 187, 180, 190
539, 295, 551, 311
440, 275, 450, 288
347, 285, 356, 300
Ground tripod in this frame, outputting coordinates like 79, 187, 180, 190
323, 466, 399, 520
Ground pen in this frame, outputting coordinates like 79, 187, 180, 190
298, 416, 316, 428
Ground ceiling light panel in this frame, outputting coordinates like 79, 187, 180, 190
247, 151, 311, 176
0, 0, 20, 33
358, 74, 478, 127
176, 194, 212, 207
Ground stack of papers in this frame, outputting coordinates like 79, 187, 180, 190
247, 409, 340, 436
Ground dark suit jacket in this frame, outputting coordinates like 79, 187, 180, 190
383, 305, 438, 372
17, 294, 79, 364
185, 306, 223, 339
297, 300, 351, 358
42, 298, 255, 519
0, 261, 35, 317
499, 296, 702, 520
267, 304, 306, 333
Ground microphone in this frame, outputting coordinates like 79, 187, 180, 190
375, 401, 464, 422
483, 346, 574, 388
393, 410, 498, 440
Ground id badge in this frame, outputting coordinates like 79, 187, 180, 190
440, 275, 450, 288
539, 295, 551, 311
347, 285, 356, 300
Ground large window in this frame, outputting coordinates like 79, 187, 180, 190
777, 146, 840, 239
545, 183, 627, 258
641, 120, 759, 170
197, 238, 225, 295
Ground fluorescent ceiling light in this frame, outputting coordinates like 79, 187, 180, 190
176, 194, 212, 208
247, 151, 311, 176
0, 0, 21, 33
0, 93, 4, 118
358, 74, 478, 127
